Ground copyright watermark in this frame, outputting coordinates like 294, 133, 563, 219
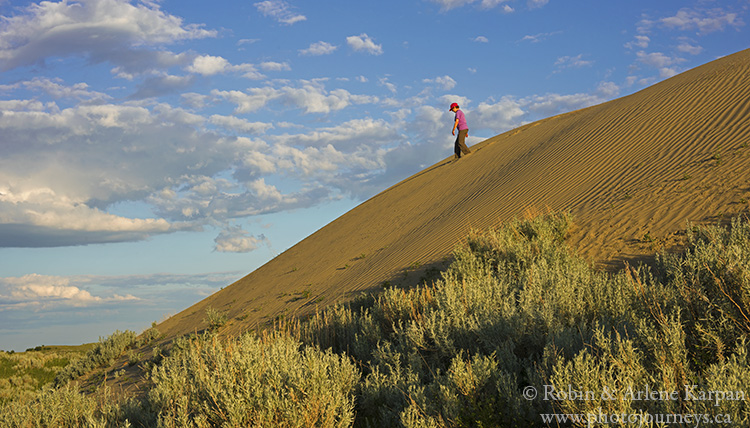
522, 385, 537, 400
521, 384, 746, 407
524, 384, 745, 427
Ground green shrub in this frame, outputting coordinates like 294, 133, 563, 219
149, 331, 360, 428
298, 213, 750, 426
0, 384, 153, 428
5, 213, 750, 427
0, 386, 101, 428
1, 350, 83, 404
136, 322, 162, 347
657, 217, 750, 367
54, 330, 137, 387
203, 306, 228, 331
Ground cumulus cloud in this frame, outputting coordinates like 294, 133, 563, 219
0, 11, 624, 253
209, 114, 274, 134
677, 41, 703, 55
438, 88, 613, 136
213, 226, 269, 253
0, 274, 138, 309
0, 93, 273, 246
659, 8, 743, 34
429, 0, 517, 12
254, 0, 306, 25
272, 118, 398, 151
213, 81, 378, 114
187, 54, 231, 75
299, 41, 338, 56
0, 191, 173, 247
130, 73, 196, 99
634, 51, 686, 77
346, 33, 383, 55
260, 61, 290, 71
472, 97, 526, 130
0, 0, 215, 72
522, 92, 605, 118
628, 6, 743, 83
423, 75, 457, 91
187, 55, 263, 78
520, 31, 562, 44
527, 0, 548, 9
624, 35, 651, 50
211, 87, 281, 113
19, 77, 111, 101
553, 54, 593, 72
429, 0, 478, 11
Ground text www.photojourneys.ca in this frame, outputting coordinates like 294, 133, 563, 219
539, 410, 732, 427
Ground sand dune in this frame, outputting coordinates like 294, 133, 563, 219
157, 49, 750, 342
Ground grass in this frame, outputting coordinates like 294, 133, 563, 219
203, 307, 228, 331
2, 212, 750, 427
0, 344, 94, 405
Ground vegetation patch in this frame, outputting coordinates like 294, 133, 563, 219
3, 212, 750, 427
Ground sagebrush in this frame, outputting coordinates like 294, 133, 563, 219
3, 212, 749, 427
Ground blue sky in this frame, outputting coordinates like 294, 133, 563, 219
0, 0, 747, 351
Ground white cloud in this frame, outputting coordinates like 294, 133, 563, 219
272, 118, 397, 150
554, 54, 593, 71
260, 61, 291, 71
213, 81, 378, 115
283, 84, 375, 114
624, 35, 651, 50
254, 0, 306, 25
0, 186, 172, 239
187, 54, 231, 75
660, 8, 743, 34
596, 81, 620, 98
209, 115, 274, 134
473, 97, 526, 130
346, 33, 383, 55
429, 0, 474, 12
522, 92, 605, 118
181, 92, 212, 109
528, 0, 548, 9
0, 274, 138, 308
635, 51, 685, 68
677, 41, 703, 55
212, 87, 282, 113
0, 98, 271, 246
21, 77, 111, 101
473, 36, 489, 43
238, 38, 260, 46
520, 31, 562, 43
130, 73, 195, 99
429, 0, 518, 12
187, 55, 263, 78
379, 78, 397, 94
299, 41, 338, 56
627, 7, 738, 85
0, 0, 215, 72
423, 75, 457, 91
214, 226, 268, 253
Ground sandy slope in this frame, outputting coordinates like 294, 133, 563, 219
157, 49, 750, 342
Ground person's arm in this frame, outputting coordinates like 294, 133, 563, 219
452, 117, 459, 135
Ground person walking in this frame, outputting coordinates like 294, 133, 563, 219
449, 102, 471, 160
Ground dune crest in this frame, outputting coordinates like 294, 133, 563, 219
158, 49, 750, 341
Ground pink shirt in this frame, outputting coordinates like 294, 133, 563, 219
455, 109, 468, 130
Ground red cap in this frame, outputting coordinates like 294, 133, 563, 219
449, 102, 459, 110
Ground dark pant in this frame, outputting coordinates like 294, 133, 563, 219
454, 129, 471, 159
